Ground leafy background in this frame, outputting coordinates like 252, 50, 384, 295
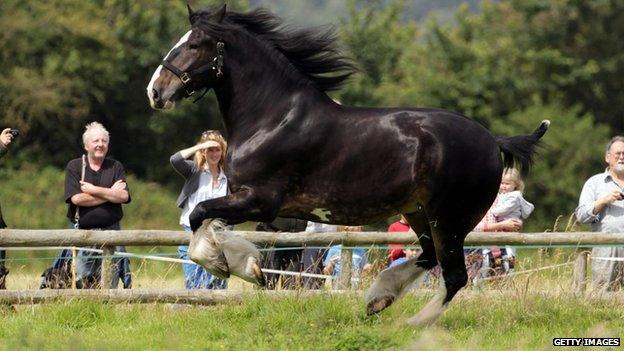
2, 0, 623, 231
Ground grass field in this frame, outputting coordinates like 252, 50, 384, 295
1, 290, 623, 351
2, 248, 624, 350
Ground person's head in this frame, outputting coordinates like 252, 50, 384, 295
195, 130, 227, 170
605, 136, 624, 175
500, 168, 524, 193
82, 122, 109, 161
404, 248, 418, 259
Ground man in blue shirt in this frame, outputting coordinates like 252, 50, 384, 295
576, 136, 624, 291
322, 226, 370, 289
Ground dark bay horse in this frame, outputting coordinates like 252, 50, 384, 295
147, 5, 549, 325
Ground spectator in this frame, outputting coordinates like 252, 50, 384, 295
389, 248, 419, 268
171, 130, 228, 289
0, 127, 17, 289
387, 215, 409, 264
469, 168, 533, 281
43, 122, 131, 289
387, 215, 423, 265
256, 217, 308, 289
322, 226, 371, 289
301, 221, 337, 289
575, 136, 624, 291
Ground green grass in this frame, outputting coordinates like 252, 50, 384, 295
1, 292, 623, 351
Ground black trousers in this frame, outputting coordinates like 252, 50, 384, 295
0, 206, 7, 289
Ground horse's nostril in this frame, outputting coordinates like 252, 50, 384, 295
152, 89, 160, 100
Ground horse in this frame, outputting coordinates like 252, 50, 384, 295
147, 5, 549, 325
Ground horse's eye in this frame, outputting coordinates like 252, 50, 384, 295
188, 44, 199, 50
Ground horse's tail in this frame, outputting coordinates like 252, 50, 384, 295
494, 120, 550, 176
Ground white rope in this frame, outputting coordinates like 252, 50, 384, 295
480, 261, 574, 281
591, 256, 624, 261
0, 246, 332, 279
0, 246, 77, 251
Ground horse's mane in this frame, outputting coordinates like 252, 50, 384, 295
193, 8, 355, 92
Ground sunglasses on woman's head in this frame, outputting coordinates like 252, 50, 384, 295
202, 130, 221, 137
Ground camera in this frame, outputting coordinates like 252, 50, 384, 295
8, 129, 19, 137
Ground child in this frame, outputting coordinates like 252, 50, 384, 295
469, 168, 535, 283
491, 168, 534, 223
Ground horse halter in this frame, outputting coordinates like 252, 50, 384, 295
161, 40, 225, 103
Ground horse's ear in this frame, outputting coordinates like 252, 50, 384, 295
187, 4, 195, 24
215, 4, 226, 23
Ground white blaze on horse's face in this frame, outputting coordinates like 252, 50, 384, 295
147, 30, 193, 110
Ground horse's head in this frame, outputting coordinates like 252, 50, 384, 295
147, 5, 227, 110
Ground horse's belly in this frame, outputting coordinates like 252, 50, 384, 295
279, 195, 413, 225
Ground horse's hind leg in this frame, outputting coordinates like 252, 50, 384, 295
406, 218, 469, 326
365, 210, 437, 315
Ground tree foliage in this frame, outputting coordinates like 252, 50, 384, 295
338, 0, 622, 230
1, 0, 623, 229
0, 0, 243, 183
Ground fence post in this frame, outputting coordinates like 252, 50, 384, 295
572, 250, 589, 293
101, 246, 114, 289
71, 247, 77, 289
338, 248, 352, 290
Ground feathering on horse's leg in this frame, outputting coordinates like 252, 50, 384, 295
407, 224, 468, 326
366, 211, 436, 315
188, 191, 279, 287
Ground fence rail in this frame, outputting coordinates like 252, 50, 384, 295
1, 229, 623, 247
1, 229, 617, 293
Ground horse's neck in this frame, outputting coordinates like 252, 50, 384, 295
214, 64, 327, 136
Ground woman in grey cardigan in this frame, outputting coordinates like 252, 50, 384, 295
170, 130, 229, 289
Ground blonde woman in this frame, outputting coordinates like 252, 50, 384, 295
170, 130, 228, 289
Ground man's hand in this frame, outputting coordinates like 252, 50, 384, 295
0, 128, 14, 147
79, 181, 98, 194
111, 179, 126, 191
593, 190, 624, 215
599, 190, 624, 206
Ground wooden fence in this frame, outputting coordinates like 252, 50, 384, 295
0, 229, 620, 294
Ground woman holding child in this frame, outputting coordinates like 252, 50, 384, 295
468, 168, 534, 281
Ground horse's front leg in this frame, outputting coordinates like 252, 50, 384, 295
187, 187, 279, 287
189, 186, 278, 231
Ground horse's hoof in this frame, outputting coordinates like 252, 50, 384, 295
406, 292, 447, 326
366, 295, 395, 315
220, 233, 265, 286
406, 311, 440, 327
243, 259, 266, 287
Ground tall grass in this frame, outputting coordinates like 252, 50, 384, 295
1, 291, 623, 351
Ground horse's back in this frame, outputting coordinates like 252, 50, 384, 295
279, 105, 502, 223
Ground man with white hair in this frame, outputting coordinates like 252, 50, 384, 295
576, 136, 624, 291
42, 122, 132, 289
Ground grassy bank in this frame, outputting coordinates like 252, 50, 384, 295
1, 290, 623, 351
